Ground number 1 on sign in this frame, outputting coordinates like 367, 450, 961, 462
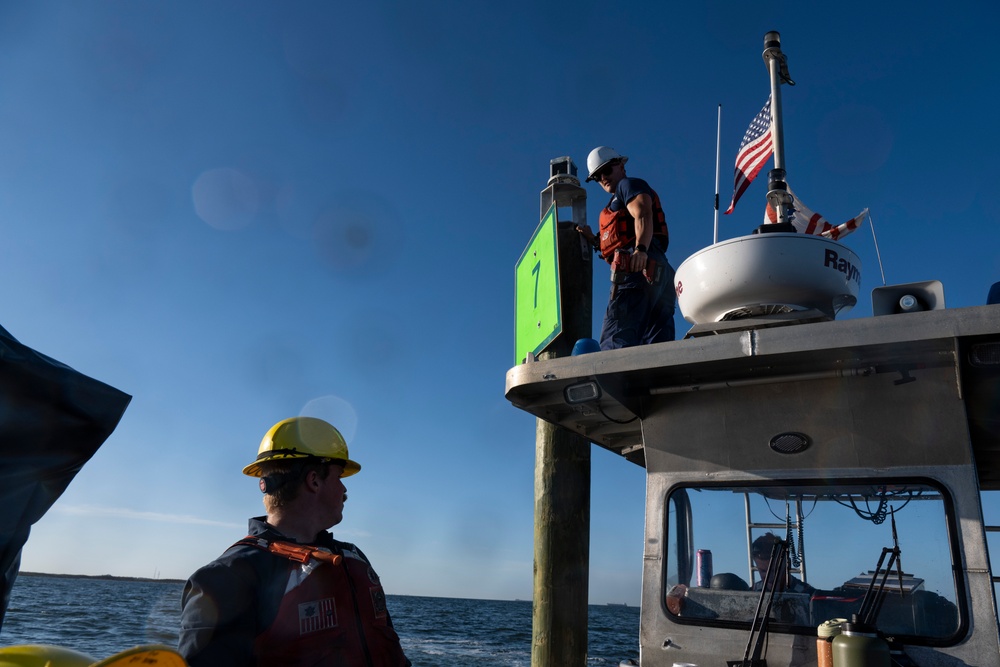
532, 260, 540, 308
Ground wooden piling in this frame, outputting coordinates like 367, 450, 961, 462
531, 212, 593, 667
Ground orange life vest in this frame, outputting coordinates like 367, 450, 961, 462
598, 189, 669, 262
238, 536, 409, 667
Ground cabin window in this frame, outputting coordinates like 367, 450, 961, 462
664, 480, 961, 644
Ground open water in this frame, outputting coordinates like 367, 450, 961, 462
1, 574, 640, 665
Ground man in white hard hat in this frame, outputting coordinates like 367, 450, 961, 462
179, 416, 410, 667
577, 146, 676, 349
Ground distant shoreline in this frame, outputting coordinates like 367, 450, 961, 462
16, 573, 636, 606
19, 571, 185, 585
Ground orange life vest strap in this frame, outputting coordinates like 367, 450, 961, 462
236, 536, 343, 565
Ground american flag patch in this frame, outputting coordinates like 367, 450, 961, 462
370, 587, 387, 619
298, 597, 338, 635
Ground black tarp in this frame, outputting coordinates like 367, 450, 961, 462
0, 323, 131, 629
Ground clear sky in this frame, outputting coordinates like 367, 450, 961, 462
7, 2, 999, 607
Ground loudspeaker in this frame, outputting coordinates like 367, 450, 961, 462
872, 280, 945, 316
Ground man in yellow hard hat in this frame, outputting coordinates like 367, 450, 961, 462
178, 417, 410, 666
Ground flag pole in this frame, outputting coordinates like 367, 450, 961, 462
761, 31, 796, 232
714, 104, 721, 244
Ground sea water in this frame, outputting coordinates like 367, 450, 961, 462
1, 574, 640, 665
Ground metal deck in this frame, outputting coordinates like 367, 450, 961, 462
506, 304, 1000, 487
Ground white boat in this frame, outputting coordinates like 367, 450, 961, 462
507, 30, 1000, 667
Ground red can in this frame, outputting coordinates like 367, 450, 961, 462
697, 549, 713, 587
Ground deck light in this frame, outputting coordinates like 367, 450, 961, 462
970, 342, 1000, 366
564, 380, 601, 405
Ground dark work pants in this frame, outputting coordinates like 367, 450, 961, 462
599, 254, 676, 351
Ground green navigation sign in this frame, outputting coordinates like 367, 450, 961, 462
515, 203, 561, 365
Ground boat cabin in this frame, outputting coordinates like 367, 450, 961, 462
506, 272, 1000, 666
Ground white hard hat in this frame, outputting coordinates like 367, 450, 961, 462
585, 146, 628, 182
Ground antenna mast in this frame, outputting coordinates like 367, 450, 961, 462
761, 31, 796, 233
714, 104, 722, 244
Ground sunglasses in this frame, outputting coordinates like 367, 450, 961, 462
592, 160, 619, 181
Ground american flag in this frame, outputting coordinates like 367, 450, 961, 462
764, 189, 868, 240
725, 96, 773, 215
299, 597, 338, 634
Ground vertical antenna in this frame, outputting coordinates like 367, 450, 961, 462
868, 210, 887, 286
714, 104, 722, 244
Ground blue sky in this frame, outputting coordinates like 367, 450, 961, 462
7, 2, 999, 607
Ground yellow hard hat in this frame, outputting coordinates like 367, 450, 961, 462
242, 416, 361, 478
